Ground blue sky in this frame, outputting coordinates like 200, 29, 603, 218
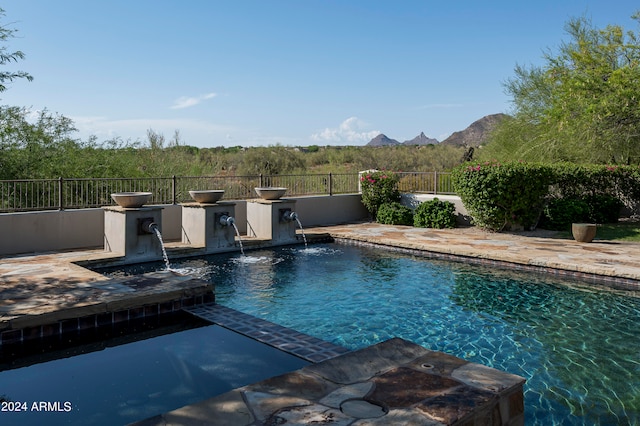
1, 1, 638, 148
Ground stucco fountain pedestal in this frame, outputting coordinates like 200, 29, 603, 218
181, 190, 239, 253
246, 187, 299, 245
103, 192, 164, 263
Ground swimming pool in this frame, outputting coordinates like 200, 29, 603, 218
165, 243, 640, 426
0, 318, 308, 425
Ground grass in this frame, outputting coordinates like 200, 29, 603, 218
557, 220, 640, 242
595, 221, 640, 242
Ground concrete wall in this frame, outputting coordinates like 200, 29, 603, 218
0, 209, 105, 255
401, 193, 471, 226
0, 194, 369, 256
0, 194, 469, 256
282, 194, 369, 227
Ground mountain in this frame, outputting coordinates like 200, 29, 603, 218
367, 134, 400, 147
441, 113, 508, 147
365, 113, 507, 148
402, 132, 439, 145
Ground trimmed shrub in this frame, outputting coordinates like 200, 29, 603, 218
413, 198, 456, 229
541, 194, 623, 230
550, 163, 640, 215
541, 198, 589, 231
376, 202, 414, 226
583, 194, 624, 224
452, 161, 554, 231
448, 161, 637, 232
360, 171, 401, 218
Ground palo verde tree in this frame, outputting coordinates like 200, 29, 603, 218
481, 12, 640, 164
0, 7, 32, 94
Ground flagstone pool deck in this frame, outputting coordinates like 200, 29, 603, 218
1, 223, 639, 425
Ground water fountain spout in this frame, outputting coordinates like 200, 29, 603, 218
219, 214, 235, 227
219, 215, 244, 255
138, 218, 158, 235
282, 211, 298, 222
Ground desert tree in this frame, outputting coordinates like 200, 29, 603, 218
482, 12, 640, 164
0, 7, 32, 94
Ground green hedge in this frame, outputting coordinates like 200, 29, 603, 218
452, 161, 639, 232
452, 161, 554, 231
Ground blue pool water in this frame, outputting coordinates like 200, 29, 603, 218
0, 322, 308, 425
169, 243, 640, 426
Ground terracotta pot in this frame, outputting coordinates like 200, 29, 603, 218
572, 223, 597, 243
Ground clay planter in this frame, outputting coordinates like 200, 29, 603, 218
255, 187, 287, 200
572, 223, 597, 243
189, 190, 225, 204
111, 192, 152, 208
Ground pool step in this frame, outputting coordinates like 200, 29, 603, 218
184, 303, 350, 363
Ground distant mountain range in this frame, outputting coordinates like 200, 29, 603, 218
366, 132, 439, 147
366, 113, 508, 147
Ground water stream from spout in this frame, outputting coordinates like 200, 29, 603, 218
151, 225, 171, 270
294, 217, 308, 248
231, 222, 245, 256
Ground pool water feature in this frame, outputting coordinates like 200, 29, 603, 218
164, 243, 640, 425
0, 321, 308, 425
229, 218, 245, 256
294, 215, 308, 247
150, 223, 171, 269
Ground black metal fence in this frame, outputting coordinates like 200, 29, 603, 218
0, 172, 453, 212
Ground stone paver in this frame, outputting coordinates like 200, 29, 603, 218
133, 338, 525, 426
0, 250, 213, 332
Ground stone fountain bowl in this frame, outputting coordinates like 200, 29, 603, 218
111, 192, 153, 208
189, 190, 225, 204
255, 187, 287, 200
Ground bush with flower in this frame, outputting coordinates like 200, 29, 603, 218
360, 170, 401, 218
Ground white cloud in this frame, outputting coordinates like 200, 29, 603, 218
170, 92, 217, 110
311, 117, 380, 144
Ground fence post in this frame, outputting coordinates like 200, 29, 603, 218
259, 173, 263, 188
433, 171, 438, 195
58, 177, 64, 210
329, 173, 333, 196
172, 175, 177, 204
